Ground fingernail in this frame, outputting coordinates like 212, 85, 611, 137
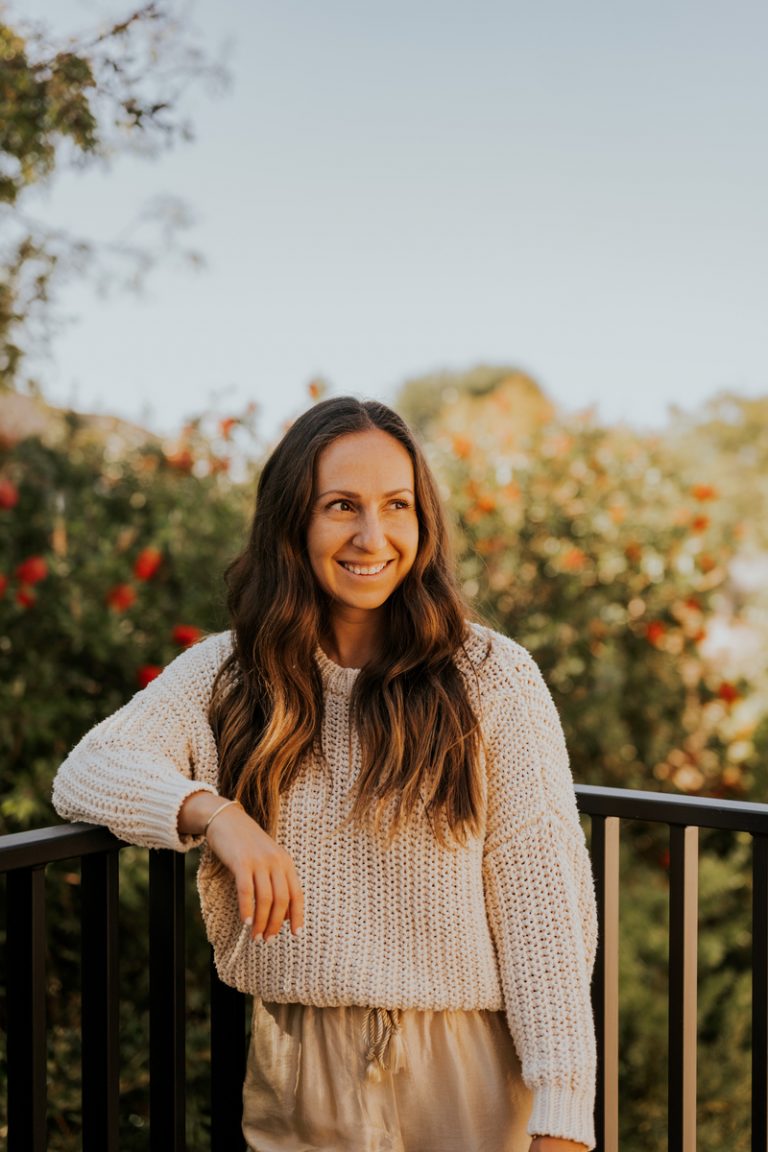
294, 927, 304, 938
254, 933, 263, 942
244, 916, 253, 927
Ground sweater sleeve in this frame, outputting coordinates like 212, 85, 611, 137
481, 636, 597, 1150
51, 633, 232, 852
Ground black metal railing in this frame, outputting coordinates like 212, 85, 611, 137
579, 785, 768, 1152
0, 825, 247, 1152
2, 785, 768, 1151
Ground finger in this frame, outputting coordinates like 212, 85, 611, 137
236, 875, 256, 928
263, 872, 290, 940
252, 869, 274, 939
288, 875, 305, 935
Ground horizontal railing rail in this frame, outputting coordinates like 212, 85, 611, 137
2, 785, 768, 1150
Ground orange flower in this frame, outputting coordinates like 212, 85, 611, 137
16, 586, 36, 608
691, 484, 717, 502
475, 494, 496, 514
645, 621, 666, 646
625, 542, 642, 563
0, 478, 19, 509
165, 448, 194, 472
698, 554, 717, 573
137, 665, 163, 689
15, 556, 48, 585
561, 547, 587, 572
691, 515, 710, 533
452, 435, 472, 460
106, 584, 137, 612
717, 682, 739, 704
172, 624, 202, 647
308, 379, 325, 400
134, 547, 163, 581
219, 417, 238, 440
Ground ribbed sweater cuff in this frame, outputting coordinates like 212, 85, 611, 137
528, 1084, 596, 1150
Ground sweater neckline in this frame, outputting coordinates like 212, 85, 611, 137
314, 646, 361, 696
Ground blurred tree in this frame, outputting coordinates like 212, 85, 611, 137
0, 401, 260, 1148
397, 363, 552, 440
0, 1, 224, 392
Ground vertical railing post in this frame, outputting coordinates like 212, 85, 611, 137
591, 814, 620, 1152
149, 850, 187, 1152
752, 834, 768, 1152
6, 866, 48, 1152
668, 824, 698, 1152
81, 849, 121, 1152
210, 952, 247, 1152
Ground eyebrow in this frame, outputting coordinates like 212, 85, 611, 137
316, 488, 415, 500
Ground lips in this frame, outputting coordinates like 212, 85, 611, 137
337, 560, 392, 576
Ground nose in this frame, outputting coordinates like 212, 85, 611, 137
353, 510, 387, 553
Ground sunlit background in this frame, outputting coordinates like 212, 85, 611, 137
16, 0, 768, 438
3, 4, 768, 1148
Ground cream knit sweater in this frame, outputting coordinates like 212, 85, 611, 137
52, 623, 598, 1148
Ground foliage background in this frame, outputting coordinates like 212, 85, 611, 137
2, 3, 768, 1150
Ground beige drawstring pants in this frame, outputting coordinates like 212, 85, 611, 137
242, 1000, 533, 1152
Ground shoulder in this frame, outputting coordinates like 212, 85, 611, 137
456, 621, 542, 689
144, 630, 234, 699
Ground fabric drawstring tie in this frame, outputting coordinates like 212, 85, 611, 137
362, 1007, 407, 1082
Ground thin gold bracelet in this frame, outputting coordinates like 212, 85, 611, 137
203, 798, 240, 836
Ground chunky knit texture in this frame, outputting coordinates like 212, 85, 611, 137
52, 623, 598, 1148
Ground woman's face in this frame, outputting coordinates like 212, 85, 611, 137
307, 429, 419, 620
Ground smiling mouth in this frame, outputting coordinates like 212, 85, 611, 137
337, 560, 393, 576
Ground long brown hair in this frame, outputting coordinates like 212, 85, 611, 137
209, 397, 483, 843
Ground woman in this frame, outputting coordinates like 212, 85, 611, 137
53, 397, 597, 1152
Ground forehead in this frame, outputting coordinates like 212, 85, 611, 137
314, 429, 414, 491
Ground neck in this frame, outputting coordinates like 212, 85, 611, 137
322, 608, 385, 669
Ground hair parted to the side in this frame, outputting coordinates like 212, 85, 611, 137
209, 395, 484, 844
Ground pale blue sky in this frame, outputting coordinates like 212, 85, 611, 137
16, 0, 768, 439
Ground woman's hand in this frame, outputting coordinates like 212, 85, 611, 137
530, 1139, 590, 1152
178, 791, 304, 940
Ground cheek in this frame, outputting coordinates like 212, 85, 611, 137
306, 521, 337, 572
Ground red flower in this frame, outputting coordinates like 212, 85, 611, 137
717, 682, 739, 704
0, 573, 7, 597
16, 585, 36, 608
691, 484, 717, 502
134, 547, 163, 581
172, 624, 202, 647
0, 478, 19, 508
137, 665, 163, 689
106, 583, 137, 612
15, 556, 48, 585
645, 621, 666, 646
691, 515, 710, 533
219, 417, 238, 440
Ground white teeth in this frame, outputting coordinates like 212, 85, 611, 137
340, 561, 388, 575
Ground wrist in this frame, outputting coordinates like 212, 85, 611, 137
178, 790, 232, 837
